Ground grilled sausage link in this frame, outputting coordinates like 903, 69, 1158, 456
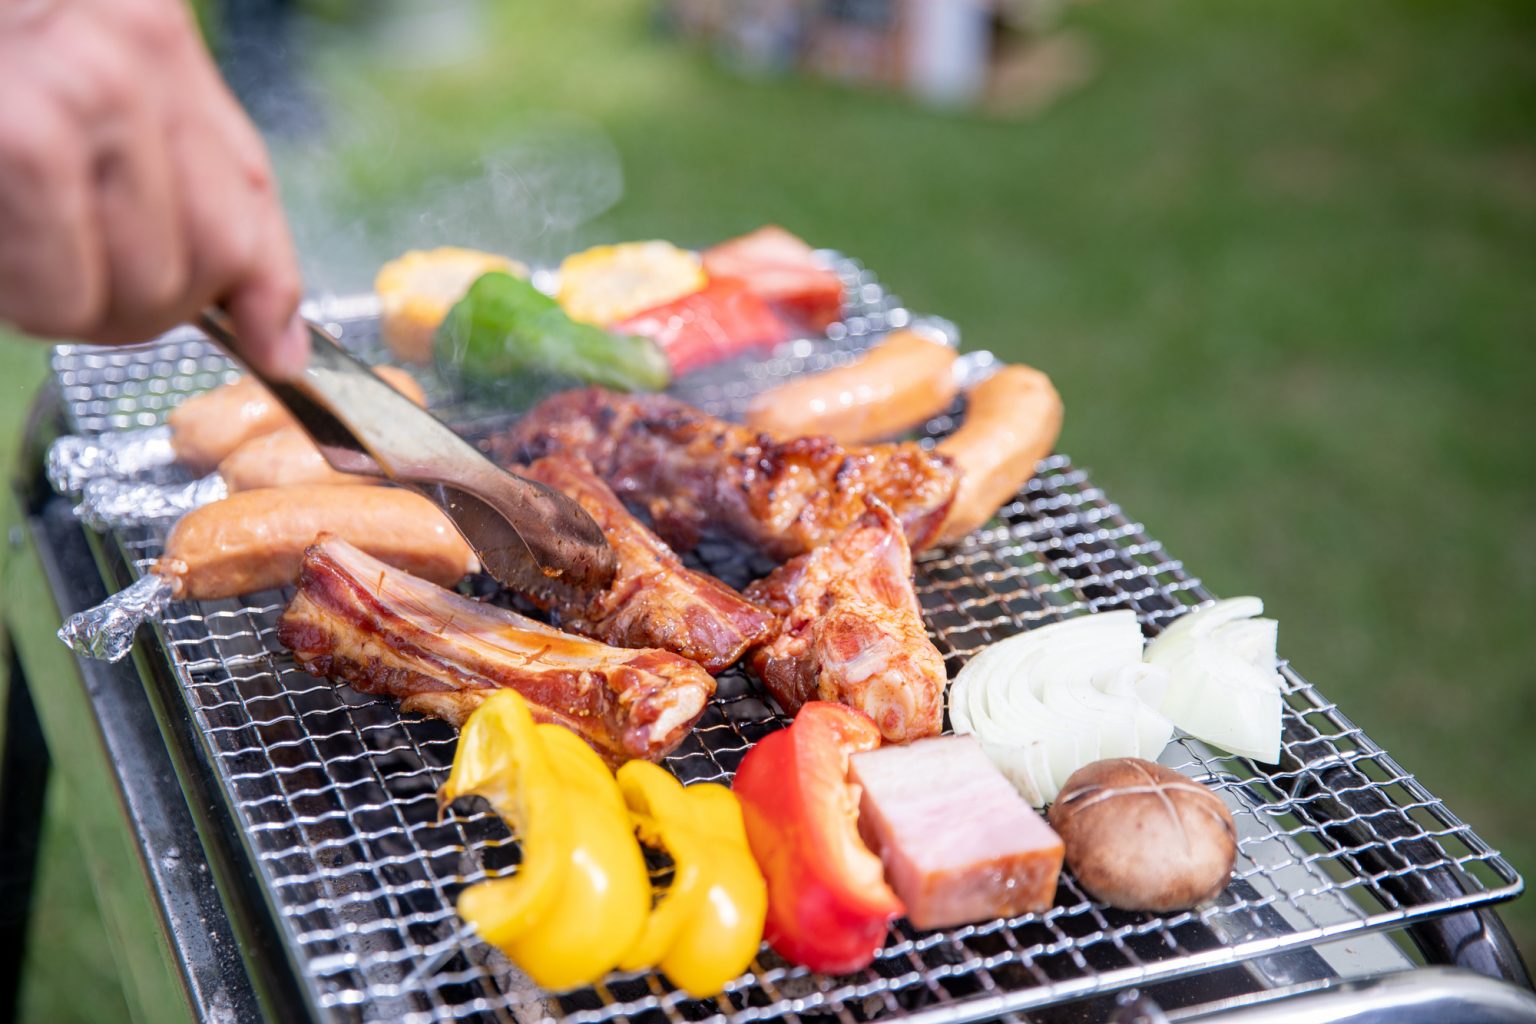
935, 365, 1063, 545
152, 485, 475, 599
166, 365, 424, 472
216, 427, 381, 491
744, 329, 959, 443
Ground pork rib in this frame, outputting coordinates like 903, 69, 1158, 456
491, 387, 959, 560
516, 454, 774, 673
278, 535, 714, 764
743, 502, 945, 744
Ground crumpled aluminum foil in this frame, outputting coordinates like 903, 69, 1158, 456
57, 573, 175, 662
46, 425, 177, 494
76, 474, 229, 531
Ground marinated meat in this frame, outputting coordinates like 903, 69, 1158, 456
492, 387, 959, 560
850, 736, 1065, 929
516, 454, 774, 673
278, 536, 715, 764
743, 502, 944, 744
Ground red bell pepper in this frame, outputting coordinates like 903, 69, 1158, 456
614, 278, 788, 376
732, 702, 904, 974
701, 226, 844, 332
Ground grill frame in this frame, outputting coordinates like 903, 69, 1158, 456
47, 258, 1522, 1024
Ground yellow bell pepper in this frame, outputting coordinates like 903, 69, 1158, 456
441, 691, 649, 991
556, 240, 706, 326
617, 761, 767, 997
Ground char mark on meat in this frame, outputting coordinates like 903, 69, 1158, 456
744, 501, 946, 744
277, 535, 715, 764
491, 387, 960, 561
514, 454, 774, 674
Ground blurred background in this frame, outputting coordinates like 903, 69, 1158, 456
3, 0, 1533, 1018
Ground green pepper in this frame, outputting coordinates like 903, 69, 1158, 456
434, 271, 671, 398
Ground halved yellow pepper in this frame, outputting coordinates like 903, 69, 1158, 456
617, 761, 767, 997
441, 691, 649, 991
556, 240, 706, 326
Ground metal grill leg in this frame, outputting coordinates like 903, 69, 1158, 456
0, 640, 51, 1024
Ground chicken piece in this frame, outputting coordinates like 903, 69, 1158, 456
516, 454, 774, 673
493, 387, 959, 560
851, 736, 1064, 929
743, 502, 944, 744
278, 536, 715, 764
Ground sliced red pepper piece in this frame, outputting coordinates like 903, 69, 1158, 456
615, 277, 789, 376
732, 701, 903, 974
701, 226, 844, 332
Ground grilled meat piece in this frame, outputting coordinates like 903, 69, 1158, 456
743, 502, 945, 744
492, 387, 959, 560
516, 454, 774, 673
278, 536, 714, 764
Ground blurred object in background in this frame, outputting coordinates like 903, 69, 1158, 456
217, 0, 322, 135
657, 0, 1096, 114
364, 0, 491, 69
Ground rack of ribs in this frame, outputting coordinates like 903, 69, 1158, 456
515, 454, 774, 674
277, 535, 715, 764
744, 501, 946, 744
491, 387, 960, 561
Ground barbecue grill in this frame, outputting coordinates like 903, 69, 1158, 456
2, 255, 1530, 1024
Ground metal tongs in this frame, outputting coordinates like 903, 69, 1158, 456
196, 308, 616, 594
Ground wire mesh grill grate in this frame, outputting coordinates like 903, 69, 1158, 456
49, 257, 1520, 1024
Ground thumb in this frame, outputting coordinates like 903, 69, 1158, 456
223, 209, 307, 381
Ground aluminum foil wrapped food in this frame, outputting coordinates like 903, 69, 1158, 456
58, 486, 478, 662
75, 474, 231, 531
47, 425, 178, 494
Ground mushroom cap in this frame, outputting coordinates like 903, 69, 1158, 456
1048, 758, 1236, 913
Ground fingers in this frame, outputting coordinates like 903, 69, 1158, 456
0, 103, 106, 338
90, 103, 188, 344
0, 2, 306, 363
224, 203, 307, 381
167, 58, 307, 378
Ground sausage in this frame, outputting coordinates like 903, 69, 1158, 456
166, 365, 425, 472
935, 364, 1063, 545
152, 485, 475, 599
216, 427, 383, 492
743, 330, 958, 443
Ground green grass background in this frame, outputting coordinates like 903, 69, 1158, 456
7, 0, 1533, 1018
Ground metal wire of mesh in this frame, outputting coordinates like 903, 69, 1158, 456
49, 257, 1521, 1024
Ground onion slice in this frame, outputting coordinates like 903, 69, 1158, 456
1146, 598, 1284, 763
949, 598, 1287, 806
949, 611, 1173, 806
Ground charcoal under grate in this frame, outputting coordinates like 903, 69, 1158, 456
48, 255, 1520, 1024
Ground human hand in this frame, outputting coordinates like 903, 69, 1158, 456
0, 0, 308, 379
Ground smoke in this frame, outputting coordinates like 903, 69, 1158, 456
273, 111, 626, 298
395, 116, 627, 265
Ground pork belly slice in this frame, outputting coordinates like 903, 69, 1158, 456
516, 454, 774, 673
744, 502, 944, 744
277, 535, 714, 764
492, 387, 959, 560
851, 736, 1064, 930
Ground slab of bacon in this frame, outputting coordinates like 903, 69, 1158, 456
515, 454, 774, 673
743, 502, 945, 744
492, 387, 960, 561
277, 536, 715, 764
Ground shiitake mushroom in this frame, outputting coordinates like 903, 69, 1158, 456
1048, 758, 1236, 912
